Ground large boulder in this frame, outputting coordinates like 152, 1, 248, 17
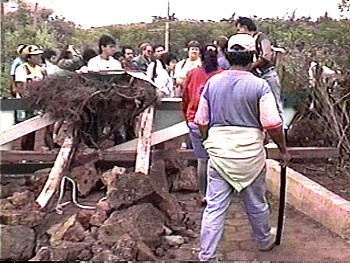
47, 214, 89, 247
69, 162, 100, 197
98, 203, 165, 247
49, 241, 92, 261
149, 159, 169, 192
104, 171, 185, 224
0, 224, 36, 260
30, 168, 51, 195
0, 190, 45, 227
172, 166, 198, 192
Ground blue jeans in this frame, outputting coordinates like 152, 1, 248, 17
198, 160, 272, 261
188, 122, 208, 196
261, 69, 285, 126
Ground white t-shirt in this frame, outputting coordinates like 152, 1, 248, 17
15, 63, 44, 82
146, 60, 174, 97
87, 55, 122, 71
174, 57, 202, 81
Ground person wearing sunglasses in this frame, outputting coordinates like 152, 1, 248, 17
132, 43, 154, 71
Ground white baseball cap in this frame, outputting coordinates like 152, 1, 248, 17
227, 33, 256, 52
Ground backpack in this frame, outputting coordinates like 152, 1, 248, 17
253, 32, 286, 65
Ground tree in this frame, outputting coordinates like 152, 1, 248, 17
338, 0, 350, 12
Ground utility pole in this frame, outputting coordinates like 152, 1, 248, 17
0, 0, 6, 73
33, 2, 38, 30
164, 0, 170, 51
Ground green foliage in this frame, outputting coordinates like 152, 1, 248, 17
339, 0, 350, 12
2, 3, 350, 95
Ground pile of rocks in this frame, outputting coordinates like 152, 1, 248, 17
0, 157, 200, 261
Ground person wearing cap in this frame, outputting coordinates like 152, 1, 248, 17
9, 44, 28, 97
181, 44, 224, 206
235, 17, 285, 126
173, 40, 202, 97
14, 45, 46, 150
194, 33, 291, 260
14, 45, 45, 95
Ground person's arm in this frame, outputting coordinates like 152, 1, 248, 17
174, 60, 185, 86
259, 85, 291, 167
146, 62, 155, 80
194, 83, 210, 141
267, 126, 290, 167
57, 56, 83, 71
181, 71, 192, 120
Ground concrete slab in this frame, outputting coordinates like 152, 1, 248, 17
172, 191, 350, 261
266, 159, 350, 239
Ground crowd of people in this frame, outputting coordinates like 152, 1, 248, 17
9, 16, 291, 261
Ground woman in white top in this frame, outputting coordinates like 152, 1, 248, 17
173, 40, 202, 97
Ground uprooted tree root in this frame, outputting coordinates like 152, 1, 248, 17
26, 73, 158, 148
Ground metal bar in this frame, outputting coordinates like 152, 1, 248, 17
275, 166, 287, 245
1, 147, 339, 164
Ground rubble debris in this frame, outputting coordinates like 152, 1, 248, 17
0, 224, 36, 260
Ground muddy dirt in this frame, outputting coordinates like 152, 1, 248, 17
286, 116, 350, 202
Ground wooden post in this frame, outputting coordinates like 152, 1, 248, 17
33, 2, 38, 30
135, 105, 155, 175
0, 0, 6, 74
36, 135, 76, 208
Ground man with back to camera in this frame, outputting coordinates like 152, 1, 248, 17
235, 17, 285, 126
194, 33, 291, 261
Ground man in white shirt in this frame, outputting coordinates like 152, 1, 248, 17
87, 35, 122, 71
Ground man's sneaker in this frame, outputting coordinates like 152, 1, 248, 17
258, 236, 276, 252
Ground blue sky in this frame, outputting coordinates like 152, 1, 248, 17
32, 0, 345, 28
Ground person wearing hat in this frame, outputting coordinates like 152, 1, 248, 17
15, 45, 45, 92
173, 40, 202, 97
194, 33, 291, 260
9, 44, 28, 97
14, 44, 45, 150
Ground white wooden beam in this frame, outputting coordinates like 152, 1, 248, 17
107, 121, 189, 152
135, 106, 155, 175
36, 136, 74, 208
0, 113, 55, 146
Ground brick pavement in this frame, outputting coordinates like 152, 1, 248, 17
171, 192, 350, 261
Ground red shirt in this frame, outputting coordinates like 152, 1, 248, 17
181, 67, 223, 122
